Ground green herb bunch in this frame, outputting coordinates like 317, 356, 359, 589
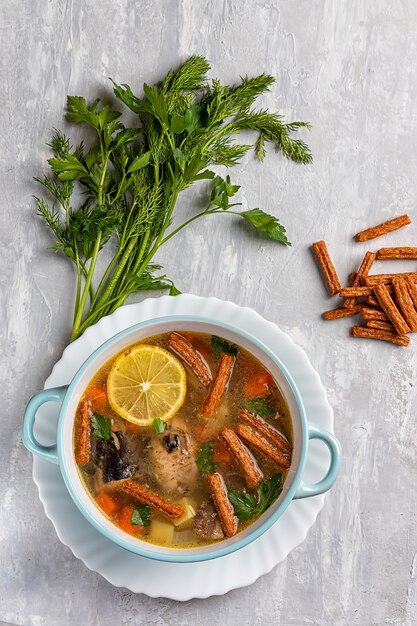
35, 56, 312, 341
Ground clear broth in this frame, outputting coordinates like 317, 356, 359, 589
74, 331, 293, 548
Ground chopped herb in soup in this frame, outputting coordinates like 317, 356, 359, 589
73, 331, 293, 547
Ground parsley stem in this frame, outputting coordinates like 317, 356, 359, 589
109, 173, 126, 206
160, 210, 218, 245
160, 205, 242, 246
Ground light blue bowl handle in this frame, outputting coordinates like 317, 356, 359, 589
22, 386, 68, 465
294, 423, 341, 499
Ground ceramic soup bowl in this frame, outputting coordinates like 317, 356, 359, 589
22, 316, 341, 563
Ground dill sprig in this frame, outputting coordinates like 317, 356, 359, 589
35, 56, 312, 341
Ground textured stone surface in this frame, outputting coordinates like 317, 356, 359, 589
1, 1, 417, 624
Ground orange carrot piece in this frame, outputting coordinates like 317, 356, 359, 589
117, 506, 144, 535
243, 372, 273, 399
96, 491, 119, 516
88, 386, 108, 412
213, 441, 232, 463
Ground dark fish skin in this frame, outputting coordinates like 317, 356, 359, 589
103, 445, 133, 482
94, 432, 134, 482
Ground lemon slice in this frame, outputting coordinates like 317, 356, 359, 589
107, 345, 186, 426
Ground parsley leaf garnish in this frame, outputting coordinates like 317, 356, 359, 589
91, 412, 112, 440
239, 209, 289, 245
228, 473, 283, 521
196, 441, 218, 474
131, 505, 151, 526
152, 417, 167, 434
244, 398, 275, 417
211, 335, 238, 359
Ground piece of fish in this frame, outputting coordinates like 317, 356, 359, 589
147, 430, 199, 497
194, 501, 224, 540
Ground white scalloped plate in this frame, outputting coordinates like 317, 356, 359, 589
32, 294, 334, 600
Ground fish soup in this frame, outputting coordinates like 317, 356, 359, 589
73, 331, 293, 547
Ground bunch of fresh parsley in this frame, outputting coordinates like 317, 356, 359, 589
35, 56, 312, 341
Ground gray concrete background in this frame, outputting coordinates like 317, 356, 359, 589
1, 1, 417, 624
